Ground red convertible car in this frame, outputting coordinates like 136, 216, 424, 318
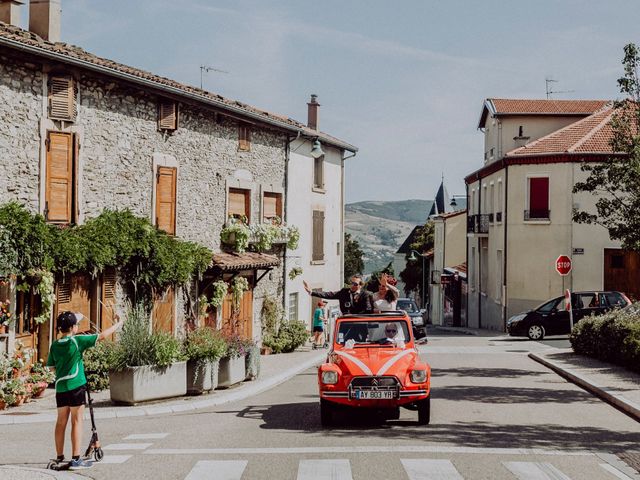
317, 312, 431, 426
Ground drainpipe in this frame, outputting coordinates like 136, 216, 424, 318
503, 163, 509, 331
282, 133, 297, 317
465, 183, 469, 327
478, 177, 482, 330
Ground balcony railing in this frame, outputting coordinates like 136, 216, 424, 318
524, 209, 550, 221
466, 214, 490, 234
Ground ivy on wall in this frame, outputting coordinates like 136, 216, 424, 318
0, 202, 213, 321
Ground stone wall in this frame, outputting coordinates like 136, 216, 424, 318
0, 49, 287, 341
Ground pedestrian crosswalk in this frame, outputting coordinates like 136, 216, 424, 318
175, 458, 635, 480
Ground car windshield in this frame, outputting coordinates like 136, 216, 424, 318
336, 320, 410, 346
397, 300, 417, 313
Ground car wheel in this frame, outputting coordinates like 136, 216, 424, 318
417, 396, 430, 425
527, 324, 545, 341
320, 399, 334, 427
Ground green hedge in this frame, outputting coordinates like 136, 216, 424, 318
570, 304, 640, 372
263, 320, 309, 354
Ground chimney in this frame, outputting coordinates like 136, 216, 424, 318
29, 0, 61, 42
0, 0, 24, 27
307, 94, 320, 130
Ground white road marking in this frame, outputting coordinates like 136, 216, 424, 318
297, 459, 352, 480
599, 463, 635, 480
184, 460, 247, 480
401, 459, 464, 479
124, 433, 169, 440
143, 446, 593, 456
503, 461, 572, 480
103, 443, 153, 451
99, 455, 132, 464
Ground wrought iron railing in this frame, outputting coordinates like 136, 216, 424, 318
466, 214, 490, 234
524, 209, 550, 221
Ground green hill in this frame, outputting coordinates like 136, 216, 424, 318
345, 200, 433, 273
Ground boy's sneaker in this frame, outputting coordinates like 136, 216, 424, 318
69, 458, 93, 470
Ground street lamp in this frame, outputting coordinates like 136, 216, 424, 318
408, 249, 426, 310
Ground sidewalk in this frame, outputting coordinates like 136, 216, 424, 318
0, 466, 84, 480
529, 348, 640, 422
0, 345, 326, 426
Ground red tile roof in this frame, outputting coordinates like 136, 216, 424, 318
434, 209, 467, 220
0, 22, 356, 152
478, 98, 608, 128
211, 252, 279, 271
506, 105, 617, 156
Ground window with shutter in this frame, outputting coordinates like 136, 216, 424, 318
45, 132, 75, 224
527, 177, 550, 220
55, 274, 92, 333
238, 125, 251, 151
158, 100, 178, 130
156, 167, 177, 234
312, 210, 325, 261
100, 269, 117, 336
152, 287, 175, 334
228, 188, 250, 222
48, 75, 76, 121
313, 157, 324, 189
263, 192, 282, 222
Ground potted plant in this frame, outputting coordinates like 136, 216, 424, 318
0, 299, 11, 334
183, 327, 227, 395
220, 217, 251, 253
4, 378, 27, 406
218, 334, 248, 388
108, 303, 186, 405
29, 360, 55, 398
0, 388, 15, 410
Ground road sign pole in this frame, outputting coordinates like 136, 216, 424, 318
565, 288, 574, 331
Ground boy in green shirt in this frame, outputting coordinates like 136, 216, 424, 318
46, 311, 122, 470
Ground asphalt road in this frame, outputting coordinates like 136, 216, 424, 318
1, 332, 638, 480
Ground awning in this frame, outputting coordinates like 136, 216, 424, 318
209, 252, 280, 272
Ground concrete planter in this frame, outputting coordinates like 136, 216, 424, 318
109, 361, 187, 405
186, 359, 220, 395
217, 356, 246, 388
245, 345, 261, 381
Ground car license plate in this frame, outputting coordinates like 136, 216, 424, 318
354, 390, 394, 400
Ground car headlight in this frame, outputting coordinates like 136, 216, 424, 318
410, 370, 427, 383
321, 371, 338, 385
412, 317, 424, 326
507, 314, 526, 325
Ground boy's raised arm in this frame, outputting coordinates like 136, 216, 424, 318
98, 315, 124, 341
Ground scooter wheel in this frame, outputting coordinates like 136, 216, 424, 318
94, 447, 104, 462
46, 461, 55, 469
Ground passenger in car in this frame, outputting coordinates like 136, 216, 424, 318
373, 273, 399, 312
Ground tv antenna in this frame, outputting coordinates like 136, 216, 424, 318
545, 77, 574, 99
200, 65, 229, 90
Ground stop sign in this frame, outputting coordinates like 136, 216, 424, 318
556, 255, 572, 276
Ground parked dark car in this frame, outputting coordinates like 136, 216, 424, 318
507, 291, 631, 340
397, 298, 427, 339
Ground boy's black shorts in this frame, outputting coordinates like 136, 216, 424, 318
56, 384, 87, 408
313, 326, 324, 333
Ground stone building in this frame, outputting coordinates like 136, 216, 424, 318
0, 2, 356, 359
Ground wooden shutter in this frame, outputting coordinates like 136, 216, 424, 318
46, 132, 74, 223
48, 75, 76, 121
529, 177, 549, 216
314, 157, 324, 188
152, 287, 175, 334
158, 100, 177, 130
100, 269, 116, 337
312, 210, 325, 261
263, 192, 282, 222
156, 167, 177, 235
55, 274, 92, 333
238, 125, 251, 151
228, 188, 250, 221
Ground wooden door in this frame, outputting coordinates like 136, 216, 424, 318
221, 279, 253, 339
604, 249, 640, 301
152, 287, 175, 334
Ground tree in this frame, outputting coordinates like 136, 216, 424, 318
399, 221, 435, 299
343, 232, 364, 284
573, 43, 640, 251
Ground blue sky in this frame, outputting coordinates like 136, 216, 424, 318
48, 1, 640, 202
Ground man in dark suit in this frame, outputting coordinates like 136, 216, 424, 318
303, 275, 373, 315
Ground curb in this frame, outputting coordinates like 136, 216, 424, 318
529, 352, 640, 423
0, 351, 326, 426
433, 326, 480, 336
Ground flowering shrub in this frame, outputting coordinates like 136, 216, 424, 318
183, 327, 227, 362
83, 341, 116, 391
0, 299, 11, 326
30, 360, 55, 384
288, 267, 303, 281
263, 320, 309, 354
224, 334, 254, 359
